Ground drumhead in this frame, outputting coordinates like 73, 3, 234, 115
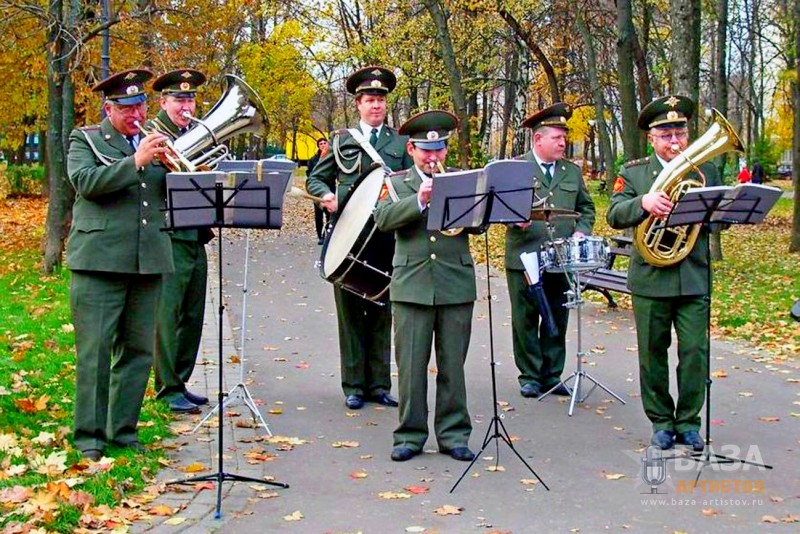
322, 167, 386, 277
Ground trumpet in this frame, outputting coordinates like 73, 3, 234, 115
429, 161, 463, 236
134, 121, 206, 172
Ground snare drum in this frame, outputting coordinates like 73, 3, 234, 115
319, 167, 394, 303
541, 236, 609, 273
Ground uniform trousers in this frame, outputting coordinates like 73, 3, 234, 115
334, 286, 391, 397
392, 301, 473, 452
155, 238, 207, 400
71, 271, 161, 451
632, 294, 708, 433
506, 269, 570, 388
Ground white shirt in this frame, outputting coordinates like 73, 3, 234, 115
359, 121, 383, 139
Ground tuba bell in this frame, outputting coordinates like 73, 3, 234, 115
632, 109, 744, 267
173, 74, 268, 170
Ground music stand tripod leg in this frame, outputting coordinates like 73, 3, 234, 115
169, 216, 287, 519
450, 225, 549, 493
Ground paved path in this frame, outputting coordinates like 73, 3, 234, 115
135, 200, 798, 533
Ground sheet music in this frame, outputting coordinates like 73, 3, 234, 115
520, 251, 541, 285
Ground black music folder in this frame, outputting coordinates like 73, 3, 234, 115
427, 159, 535, 232
666, 183, 782, 226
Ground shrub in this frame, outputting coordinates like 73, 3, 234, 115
3, 164, 46, 197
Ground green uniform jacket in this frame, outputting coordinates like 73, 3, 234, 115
374, 167, 477, 305
66, 118, 173, 274
504, 152, 595, 271
306, 126, 412, 200
606, 155, 720, 297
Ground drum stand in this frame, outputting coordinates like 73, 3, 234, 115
537, 227, 626, 415
193, 229, 271, 435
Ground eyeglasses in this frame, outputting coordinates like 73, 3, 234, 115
652, 131, 688, 142
110, 102, 147, 114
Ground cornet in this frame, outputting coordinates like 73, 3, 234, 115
429, 161, 463, 236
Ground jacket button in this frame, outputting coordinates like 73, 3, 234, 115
430, 253, 437, 260
430, 235, 436, 242
142, 219, 147, 226
143, 201, 149, 207
141, 182, 147, 188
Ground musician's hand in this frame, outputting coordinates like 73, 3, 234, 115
134, 132, 169, 168
573, 231, 585, 238
514, 221, 532, 229
320, 192, 338, 213
418, 177, 433, 207
642, 192, 673, 219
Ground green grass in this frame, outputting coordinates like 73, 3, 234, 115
0, 249, 174, 532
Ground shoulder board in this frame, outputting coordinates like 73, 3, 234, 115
624, 157, 649, 168
561, 159, 580, 170
332, 128, 349, 137
79, 125, 101, 132
389, 169, 409, 178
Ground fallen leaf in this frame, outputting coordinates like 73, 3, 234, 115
782, 514, 799, 523
332, 441, 359, 448
485, 465, 505, 472
433, 504, 463, 516
379, 491, 412, 499
603, 472, 625, 480
758, 416, 780, 423
283, 510, 304, 521
150, 504, 175, 516
405, 527, 426, 533
520, 479, 539, 486
183, 462, 207, 473
711, 369, 727, 378
350, 472, 368, 479
701, 508, 721, 517
164, 517, 187, 526
762, 515, 779, 523
404, 485, 429, 494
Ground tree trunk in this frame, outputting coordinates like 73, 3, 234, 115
499, 44, 519, 160
789, 0, 800, 252
711, 0, 730, 261
423, 0, 471, 166
671, 0, 701, 133
576, 12, 613, 192
497, 9, 560, 102
617, 0, 642, 159
43, 0, 75, 273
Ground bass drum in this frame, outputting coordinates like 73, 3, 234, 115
319, 166, 394, 303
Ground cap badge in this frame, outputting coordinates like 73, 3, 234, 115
126, 85, 139, 95
665, 96, 680, 108
564, 104, 571, 113
124, 72, 137, 81
667, 111, 678, 121
426, 131, 439, 140
371, 69, 382, 76
180, 82, 191, 91
180, 71, 192, 79
559, 116, 567, 123
370, 80, 382, 88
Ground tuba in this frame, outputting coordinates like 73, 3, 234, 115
173, 74, 268, 170
632, 109, 744, 267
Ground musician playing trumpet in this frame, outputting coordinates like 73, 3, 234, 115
149, 69, 213, 414
66, 69, 173, 460
607, 95, 720, 452
374, 110, 477, 463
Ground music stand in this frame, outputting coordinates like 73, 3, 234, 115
192, 159, 297, 434
661, 184, 779, 479
428, 160, 550, 493
163, 170, 290, 518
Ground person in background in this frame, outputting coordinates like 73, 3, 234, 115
307, 137, 331, 244
150, 68, 212, 413
737, 164, 751, 184
66, 69, 172, 460
750, 161, 764, 184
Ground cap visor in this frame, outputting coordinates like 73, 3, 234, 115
413, 140, 446, 150
112, 94, 147, 105
166, 91, 197, 98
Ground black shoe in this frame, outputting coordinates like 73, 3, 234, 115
445, 447, 475, 462
520, 383, 541, 398
677, 430, 704, 452
390, 447, 418, 462
82, 449, 103, 461
317, 237, 324, 245
345, 394, 364, 410
650, 430, 676, 450
369, 392, 398, 407
168, 395, 201, 413
184, 390, 209, 406
546, 383, 571, 396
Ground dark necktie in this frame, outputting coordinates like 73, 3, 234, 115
542, 162, 553, 186
126, 135, 138, 150
179, 127, 188, 136
369, 128, 378, 147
